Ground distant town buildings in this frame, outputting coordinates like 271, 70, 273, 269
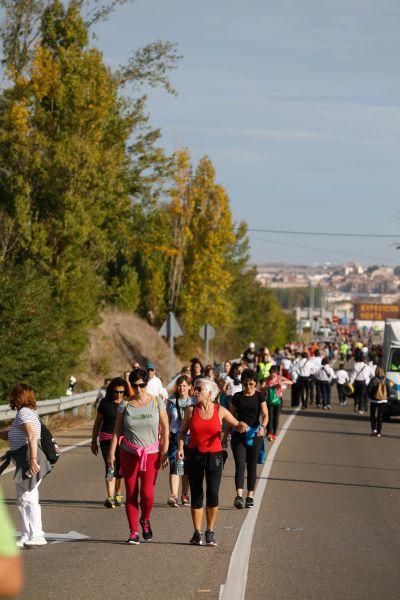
256, 262, 400, 332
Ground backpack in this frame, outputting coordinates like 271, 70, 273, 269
374, 379, 387, 401
40, 421, 61, 465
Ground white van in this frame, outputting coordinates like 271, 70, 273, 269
383, 319, 400, 418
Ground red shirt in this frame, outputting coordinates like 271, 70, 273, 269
188, 404, 222, 453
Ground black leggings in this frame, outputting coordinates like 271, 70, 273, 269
231, 433, 262, 492
267, 404, 281, 435
354, 381, 367, 412
298, 376, 311, 407
100, 440, 123, 479
187, 451, 223, 509
370, 403, 385, 434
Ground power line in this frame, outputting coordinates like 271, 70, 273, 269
252, 237, 400, 265
248, 228, 399, 239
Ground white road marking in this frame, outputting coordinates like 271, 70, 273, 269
16, 530, 89, 544
219, 409, 299, 600
1, 437, 91, 476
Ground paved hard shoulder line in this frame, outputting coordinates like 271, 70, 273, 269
1, 438, 92, 476
219, 409, 299, 600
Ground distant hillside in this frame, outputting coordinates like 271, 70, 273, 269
76, 308, 182, 390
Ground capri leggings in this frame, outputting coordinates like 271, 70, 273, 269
100, 440, 122, 479
231, 432, 262, 492
187, 452, 223, 509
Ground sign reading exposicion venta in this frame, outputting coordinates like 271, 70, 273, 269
354, 303, 400, 321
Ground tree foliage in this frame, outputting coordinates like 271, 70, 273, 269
0, 1, 293, 401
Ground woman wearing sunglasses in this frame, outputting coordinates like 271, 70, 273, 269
228, 368, 269, 510
177, 378, 246, 546
108, 368, 169, 544
91, 377, 130, 508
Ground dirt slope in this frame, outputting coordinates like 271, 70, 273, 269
76, 307, 182, 390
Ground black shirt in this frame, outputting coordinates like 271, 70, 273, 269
97, 399, 119, 434
232, 391, 263, 428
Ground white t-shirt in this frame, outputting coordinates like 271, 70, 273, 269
146, 376, 167, 400
350, 362, 370, 384
8, 407, 41, 451
225, 376, 242, 396
316, 365, 336, 382
336, 369, 350, 385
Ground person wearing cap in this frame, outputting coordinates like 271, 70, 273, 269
242, 343, 257, 369
146, 362, 167, 400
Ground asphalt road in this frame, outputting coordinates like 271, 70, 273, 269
2, 395, 400, 600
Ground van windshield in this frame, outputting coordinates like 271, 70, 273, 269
388, 348, 400, 372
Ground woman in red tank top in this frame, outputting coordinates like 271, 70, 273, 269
178, 378, 246, 546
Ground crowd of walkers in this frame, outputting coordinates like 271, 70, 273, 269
0, 334, 392, 550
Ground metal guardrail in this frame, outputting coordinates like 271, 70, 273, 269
0, 390, 100, 423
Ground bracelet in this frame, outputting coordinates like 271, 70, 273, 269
30, 456, 37, 460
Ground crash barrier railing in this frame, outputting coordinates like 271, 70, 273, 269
0, 390, 100, 423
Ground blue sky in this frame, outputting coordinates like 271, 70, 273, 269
15, 1, 400, 265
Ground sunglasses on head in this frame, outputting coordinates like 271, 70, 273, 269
132, 383, 146, 389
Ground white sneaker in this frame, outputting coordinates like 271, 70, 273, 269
16, 537, 29, 548
24, 537, 47, 548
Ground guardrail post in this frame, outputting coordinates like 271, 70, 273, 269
58, 398, 64, 418
86, 403, 92, 419
72, 407, 78, 417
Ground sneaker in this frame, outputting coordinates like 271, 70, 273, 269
24, 537, 47, 548
205, 529, 217, 546
140, 518, 153, 541
189, 530, 203, 545
245, 497, 254, 508
167, 495, 179, 508
267, 434, 273, 441
104, 496, 115, 509
376, 433, 381, 438
114, 494, 124, 507
371, 430, 377, 436
272, 434, 278, 441
16, 537, 29, 548
181, 494, 190, 506
234, 495, 244, 509
127, 531, 140, 545
327, 405, 332, 410
358, 410, 364, 415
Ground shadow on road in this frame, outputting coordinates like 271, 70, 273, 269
274, 458, 400, 473
285, 427, 400, 439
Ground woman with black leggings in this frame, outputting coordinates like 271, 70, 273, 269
177, 379, 244, 546
228, 369, 269, 509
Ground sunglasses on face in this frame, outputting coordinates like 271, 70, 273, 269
194, 386, 204, 393
114, 390, 125, 395
132, 383, 146, 389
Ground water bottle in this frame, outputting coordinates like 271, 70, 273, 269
176, 458, 185, 477
106, 466, 114, 481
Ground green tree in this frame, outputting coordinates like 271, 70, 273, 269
177, 157, 235, 353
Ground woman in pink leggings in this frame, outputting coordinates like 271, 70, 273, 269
108, 368, 169, 544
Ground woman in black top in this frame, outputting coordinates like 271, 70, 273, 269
91, 377, 130, 508
226, 369, 269, 509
